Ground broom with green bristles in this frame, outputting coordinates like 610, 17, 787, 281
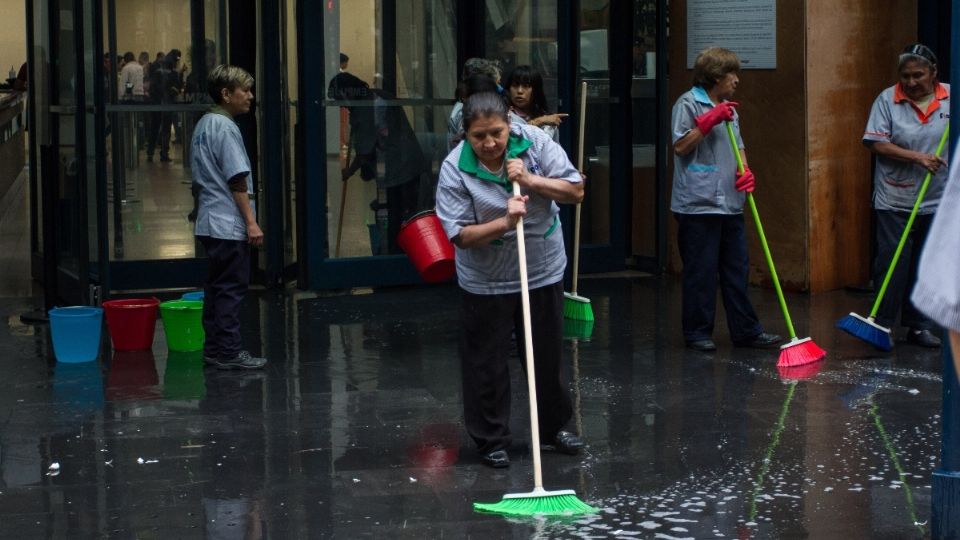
563, 81, 594, 324
836, 125, 949, 351
473, 181, 596, 517
724, 122, 826, 368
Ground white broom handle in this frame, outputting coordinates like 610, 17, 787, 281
513, 180, 543, 489
572, 81, 587, 295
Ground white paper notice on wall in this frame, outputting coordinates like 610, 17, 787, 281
686, 0, 776, 70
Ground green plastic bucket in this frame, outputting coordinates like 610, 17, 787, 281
159, 300, 205, 352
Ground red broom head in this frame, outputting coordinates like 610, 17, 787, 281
777, 360, 824, 381
776, 337, 826, 368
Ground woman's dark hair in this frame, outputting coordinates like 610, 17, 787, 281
460, 74, 499, 101
899, 43, 938, 71
504, 65, 549, 117
462, 91, 509, 131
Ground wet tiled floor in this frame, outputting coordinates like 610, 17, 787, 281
0, 276, 945, 539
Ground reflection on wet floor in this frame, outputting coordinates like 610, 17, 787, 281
0, 277, 944, 538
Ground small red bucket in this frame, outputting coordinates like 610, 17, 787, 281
102, 298, 160, 351
397, 210, 455, 283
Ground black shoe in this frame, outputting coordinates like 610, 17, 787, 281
686, 339, 717, 352
203, 354, 218, 365
213, 350, 267, 370
734, 332, 783, 349
906, 328, 941, 348
481, 449, 510, 468
159, 155, 172, 163
541, 431, 584, 455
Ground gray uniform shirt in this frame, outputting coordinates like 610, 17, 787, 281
863, 83, 950, 213
670, 86, 745, 215
192, 111, 255, 241
911, 158, 960, 332
436, 122, 581, 295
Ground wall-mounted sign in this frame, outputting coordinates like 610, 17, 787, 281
687, 0, 776, 70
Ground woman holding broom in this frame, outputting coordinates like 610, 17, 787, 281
671, 47, 781, 352
435, 92, 584, 469
863, 43, 949, 349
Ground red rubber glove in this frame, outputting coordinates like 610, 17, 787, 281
694, 101, 739, 136
735, 167, 755, 193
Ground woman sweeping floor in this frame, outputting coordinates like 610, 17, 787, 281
435, 91, 584, 468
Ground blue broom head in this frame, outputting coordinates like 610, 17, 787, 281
836, 312, 893, 351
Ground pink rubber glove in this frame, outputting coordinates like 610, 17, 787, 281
694, 101, 739, 136
735, 167, 755, 193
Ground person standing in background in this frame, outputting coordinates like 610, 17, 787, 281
863, 43, 950, 348
119, 52, 144, 101
670, 47, 782, 352
192, 65, 267, 370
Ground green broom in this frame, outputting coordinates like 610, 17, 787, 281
563, 81, 594, 323
836, 125, 949, 351
473, 181, 596, 517
724, 122, 826, 367
868, 402, 926, 537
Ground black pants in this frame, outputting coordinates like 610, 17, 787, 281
146, 111, 172, 159
459, 281, 572, 455
873, 210, 934, 330
676, 213, 763, 343
199, 236, 250, 359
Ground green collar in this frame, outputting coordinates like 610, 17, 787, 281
458, 134, 533, 190
210, 105, 234, 120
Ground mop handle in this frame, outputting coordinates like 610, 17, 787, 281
724, 122, 797, 339
572, 81, 588, 295
514, 181, 543, 489
869, 125, 950, 318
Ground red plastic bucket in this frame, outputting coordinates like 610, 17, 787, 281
397, 210, 455, 283
102, 298, 160, 351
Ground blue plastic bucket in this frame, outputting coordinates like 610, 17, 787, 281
181, 291, 205, 301
49, 306, 104, 363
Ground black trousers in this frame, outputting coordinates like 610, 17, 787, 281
459, 281, 572, 455
676, 213, 763, 343
873, 210, 934, 330
198, 236, 250, 359
146, 111, 172, 158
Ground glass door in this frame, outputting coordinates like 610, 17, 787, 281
101, 0, 226, 290
35, 0, 101, 305
311, 0, 457, 288
574, 0, 630, 273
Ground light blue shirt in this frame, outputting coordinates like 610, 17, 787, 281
912, 157, 960, 331
670, 86, 745, 215
191, 110, 255, 241
436, 122, 581, 295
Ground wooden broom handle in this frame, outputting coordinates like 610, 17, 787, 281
513, 180, 543, 489
572, 81, 587, 295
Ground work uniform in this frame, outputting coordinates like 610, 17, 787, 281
863, 82, 950, 331
436, 122, 580, 455
192, 107, 255, 361
671, 86, 764, 344
912, 157, 960, 333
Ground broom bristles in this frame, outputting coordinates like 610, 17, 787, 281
836, 312, 893, 351
776, 337, 826, 367
473, 488, 597, 516
563, 292, 594, 322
